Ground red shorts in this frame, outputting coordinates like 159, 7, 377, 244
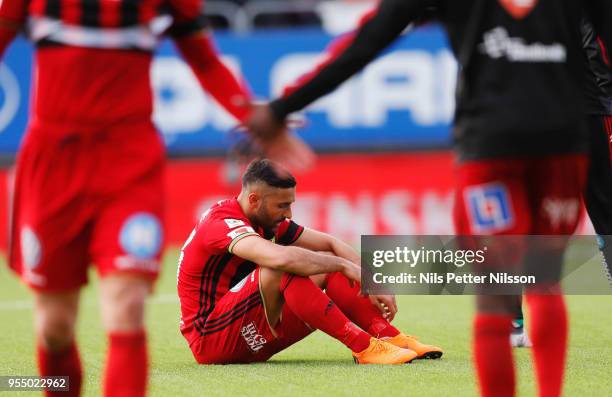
9, 120, 166, 292
453, 154, 588, 235
190, 268, 313, 364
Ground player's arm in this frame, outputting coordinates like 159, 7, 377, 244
247, 0, 433, 139
292, 227, 360, 265
281, 8, 378, 98
0, 0, 28, 58
291, 227, 398, 320
167, 0, 252, 124
585, 0, 612, 66
269, 0, 424, 120
231, 234, 360, 284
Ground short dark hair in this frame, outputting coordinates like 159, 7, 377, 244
242, 159, 296, 189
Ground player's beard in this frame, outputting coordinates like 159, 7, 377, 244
254, 205, 284, 236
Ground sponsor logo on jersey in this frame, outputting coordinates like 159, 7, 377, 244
465, 183, 514, 233
224, 218, 245, 229
241, 322, 267, 353
498, 0, 538, 19
227, 226, 256, 240
541, 198, 579, 230
119, 213, 163, 260
479, 27, 566, 63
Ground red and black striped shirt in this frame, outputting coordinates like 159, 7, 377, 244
177, 198, 304, 346
1, 0, 206, 50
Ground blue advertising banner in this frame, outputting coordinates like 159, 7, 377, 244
0, 26, 456, 157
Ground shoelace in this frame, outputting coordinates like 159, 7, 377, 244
372, 340, 393, 353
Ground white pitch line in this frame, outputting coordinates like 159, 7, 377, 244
0, 293, 179, 311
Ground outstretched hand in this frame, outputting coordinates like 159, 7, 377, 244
245, 102, 315, 172
246, 102, 286, 142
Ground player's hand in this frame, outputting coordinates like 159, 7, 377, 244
247, 102, 285, 142
341, 260, 362, 288
369, 294, 398, 321
257, 130, 316, 172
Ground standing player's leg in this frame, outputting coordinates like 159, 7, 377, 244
34, 292, 82, 397
510, 296, 531, 348
584, 115, 612, 286
525, 154, 587, 397
454, 159, 531, 397
99, 276, 152, 397
9, 128, 96, 397
89, 123, 165, 397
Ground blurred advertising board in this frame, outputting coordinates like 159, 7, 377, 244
0, 26, 455, 157
0, 151, 595, 255
0, 152, 456, 252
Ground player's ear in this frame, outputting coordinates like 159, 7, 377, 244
248, 191, 260, 209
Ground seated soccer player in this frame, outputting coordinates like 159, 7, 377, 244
177, 159, 443, 364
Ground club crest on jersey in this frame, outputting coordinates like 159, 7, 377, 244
498, 0, 538, 19
119, 213, 163, 260
465, 183, 514, 233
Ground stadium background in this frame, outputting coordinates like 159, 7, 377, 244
0, 0, 462, 251
0, 0, 596, 248
0, 2, 610, 396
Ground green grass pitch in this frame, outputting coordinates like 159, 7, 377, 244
1, 249, 611, 397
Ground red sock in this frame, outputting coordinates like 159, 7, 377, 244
280, 274, 371, 352
473, 314, 514, 397
526, 294, 568, 397
104, 330, 148, 397
37, 341, 82, 397
325, 272, 400, 338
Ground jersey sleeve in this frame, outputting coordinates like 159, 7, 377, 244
269, 0, 431, 121
201, 215, 259, 254
275, 219, 305, 246
166, 0, 207, 37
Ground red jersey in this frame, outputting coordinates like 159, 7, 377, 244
177, 198, 304, 346
0, 0, 251, 130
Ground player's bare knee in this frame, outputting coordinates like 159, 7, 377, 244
34, 292, 79, 351
35, 310, 76, 351
101, 275, 150, 331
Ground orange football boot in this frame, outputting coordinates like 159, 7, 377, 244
385, 333, 443, 359
352, 338, 418, 364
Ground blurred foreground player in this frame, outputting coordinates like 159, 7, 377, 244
582, 16, 612, 286
247, 0, 612, 396
0, 0, 255, 395
177, 159, 442, 364
511, 14, 612, 348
